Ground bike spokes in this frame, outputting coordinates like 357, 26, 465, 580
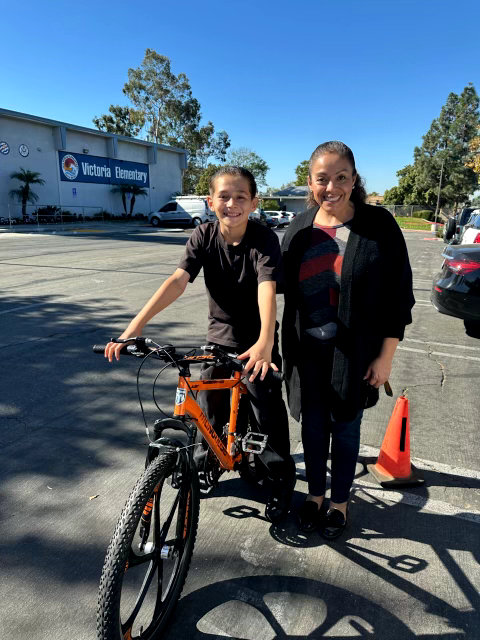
119, 476, 186, 638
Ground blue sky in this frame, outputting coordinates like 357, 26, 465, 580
2, 0, 479, 193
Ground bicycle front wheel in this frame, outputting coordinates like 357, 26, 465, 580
97, 453, 200, 640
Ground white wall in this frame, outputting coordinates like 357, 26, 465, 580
0, 114, 185, 218
0, 117, 58, 216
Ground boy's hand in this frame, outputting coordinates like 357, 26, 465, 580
237, 341, 278, 382
104, 329, 140, 363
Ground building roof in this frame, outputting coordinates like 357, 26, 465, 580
271, 186, 308, 197
0, 107, 187, 156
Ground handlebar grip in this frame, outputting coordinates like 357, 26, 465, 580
93, 345, 107, 353
92, 344, 137, 355
268, 370, 285, 383
230, 358, 284, 383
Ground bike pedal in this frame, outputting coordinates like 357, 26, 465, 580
197, 472, 216, 495
241, 432, 268, 455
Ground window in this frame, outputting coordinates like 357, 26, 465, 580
159, 202, 177, 213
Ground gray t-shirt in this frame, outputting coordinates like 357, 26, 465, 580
178, 220, 281, 349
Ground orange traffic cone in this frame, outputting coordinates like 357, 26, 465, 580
367, 395, 424, 487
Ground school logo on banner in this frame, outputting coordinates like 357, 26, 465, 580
61, 154, 79, 180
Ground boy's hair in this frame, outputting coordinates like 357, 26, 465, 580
209, 165, 257, 198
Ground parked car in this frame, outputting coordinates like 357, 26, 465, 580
249, 210, 279, 228
249, 211, 268, 226
264, 211, 290, 227
459, 210, 480, 244
444, 207, 475, 244
148, 197, 215, 227
283, 211, 297, 221
431, 243, 480, 337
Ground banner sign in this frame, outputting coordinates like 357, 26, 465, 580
59, 151, 149, 187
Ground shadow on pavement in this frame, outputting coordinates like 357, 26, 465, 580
163, 574, 422, 639
0, 292, 204, 624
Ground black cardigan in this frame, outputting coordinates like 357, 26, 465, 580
280, 203, 415, 422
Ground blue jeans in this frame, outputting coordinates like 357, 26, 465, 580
299, 340, 363, 503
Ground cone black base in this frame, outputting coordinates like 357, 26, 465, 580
367, 462, 425, 488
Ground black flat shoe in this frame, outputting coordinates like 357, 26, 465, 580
265, 479, 296, 524
297, 499, 322, 532
320, 507, 348, 540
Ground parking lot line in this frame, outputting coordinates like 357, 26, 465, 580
405, 337, 480, 352
397, 345, 480, 362
295, 443, 480, 525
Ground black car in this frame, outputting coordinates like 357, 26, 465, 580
431, 244, 480, 337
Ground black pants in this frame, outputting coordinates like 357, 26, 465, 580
299, 339, 363, 503
196, 342, 295, 485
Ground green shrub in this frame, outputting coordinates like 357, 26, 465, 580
34, 205, 61, 216
412, 210, 434, 221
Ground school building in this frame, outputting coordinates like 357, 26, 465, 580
267, 186, 308, 213
0, 108, 188, 219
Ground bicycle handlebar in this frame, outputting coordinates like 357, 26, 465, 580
93, 339, 284, 382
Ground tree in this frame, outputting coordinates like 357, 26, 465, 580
368, 192, 379, 197
9, 168, 45, 218
128, 185, 148, 215
195, 164, 220, 195
383, 165, 425, 205
123, 49, 230, 193
383, 186, 402, 205
226, 148, 269, 187
465, 133, 480, 181
123, 49, 200, 145
386, 84, 479, 207
294, 160, 309, 186
92, 105, 145, 137
111, 184, 131, 215
413, 84, 479, 209
260, 199, 280, 211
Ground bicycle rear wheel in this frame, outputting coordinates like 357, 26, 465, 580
97, 452, 200, 640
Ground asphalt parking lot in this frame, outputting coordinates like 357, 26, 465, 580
0, 226, 479, 639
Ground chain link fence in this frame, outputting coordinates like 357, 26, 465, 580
0, 204, 147, 228
382, 205, 453, 220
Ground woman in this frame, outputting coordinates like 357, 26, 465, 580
281, 141, 414, 539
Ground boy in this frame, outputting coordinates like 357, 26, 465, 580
105, 166, 295, 523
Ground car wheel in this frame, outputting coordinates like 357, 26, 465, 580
192, 217, 202, 227
150, 216, 160, 227
464, 320, 480, 339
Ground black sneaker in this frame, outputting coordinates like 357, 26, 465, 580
265, 478, 296, 524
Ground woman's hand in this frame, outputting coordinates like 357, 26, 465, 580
104, 328, 141, 363
363, 355, 392, 389
238, 340, 278, 382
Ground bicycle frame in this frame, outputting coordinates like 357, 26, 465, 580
172, 356, 248, 471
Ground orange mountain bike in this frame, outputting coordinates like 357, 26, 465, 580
93, 337, 280, 640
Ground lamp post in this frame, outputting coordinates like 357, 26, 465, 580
434, 157, 445, 227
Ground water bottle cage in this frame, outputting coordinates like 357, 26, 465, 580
241, 432, 268, 455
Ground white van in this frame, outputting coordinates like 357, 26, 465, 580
148, 196, 215, 227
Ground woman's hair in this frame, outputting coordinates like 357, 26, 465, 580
306, 141, 367, 209
209, 165, 257, 198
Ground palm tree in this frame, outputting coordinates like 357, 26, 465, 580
111, 184, 131, 216
9, 168, 45, 218
111, 184, 148, 217
128, 185, 148, 216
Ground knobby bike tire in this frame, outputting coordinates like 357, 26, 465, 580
97, 452, 200, 640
